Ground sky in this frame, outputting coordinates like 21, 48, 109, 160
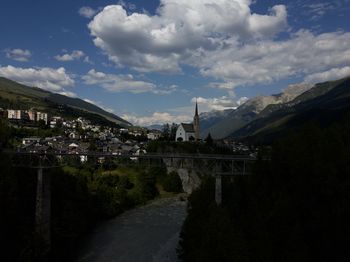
0, 0, 350, 126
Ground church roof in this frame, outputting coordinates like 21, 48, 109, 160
181, 123, 195, 132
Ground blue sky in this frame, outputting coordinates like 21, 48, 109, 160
0, 0, 350, 126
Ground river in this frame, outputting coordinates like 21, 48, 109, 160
75, 196, 187, 262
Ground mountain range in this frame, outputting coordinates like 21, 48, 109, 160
0, 77, 131, 127
232, 76, 350, 144
200, 83, 313, 139
201, 76, 350, 143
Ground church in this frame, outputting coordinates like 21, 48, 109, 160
175, 100, 200, 142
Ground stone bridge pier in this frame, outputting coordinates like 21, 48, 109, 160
35, 167, 51, 254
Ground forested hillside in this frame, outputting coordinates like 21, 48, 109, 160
179, 113, 350, 262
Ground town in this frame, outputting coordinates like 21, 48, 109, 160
0, 107, 254, 162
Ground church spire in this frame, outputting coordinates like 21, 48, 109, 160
193, 98, 200, 141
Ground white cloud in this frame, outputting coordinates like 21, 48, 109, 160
87, 1, 350, 91
54, 50, 86, 62
304, 66, 350, 83
304, 2, 336, 20
0, 65, 75, 93
191, 95, 248, 111
237, 96, 249, 106
117, 0, 136, 10
88, 1, 287, 73
5, 48, 32, 62
83, 98, 115, 113
82, 69, 176, 94
79, 6, 99, 18
122, 112, 191, 126
58, 91, 77, 98
83, 56, 94, 64
200, 30, 350, 88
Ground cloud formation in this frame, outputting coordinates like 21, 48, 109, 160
123, 112, 191, 126
83, 98, 116, 113
82, 69, 176, 94
0, 65, 75, 93
201, 31, 350, 88
54, 50, 86, 62
304, 2, 337, 20
191, 96, 248, 111
87, 0, 350, 91
79, 6, 99, 18
304, 66, 350, 83
88, 0, 287, 73
5, 48, 32, 62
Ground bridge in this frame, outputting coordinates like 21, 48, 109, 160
5, 150, 257, 254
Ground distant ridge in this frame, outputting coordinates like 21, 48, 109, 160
200, 83, 313, 139
0, 77, 131, 127
230, 76, 350, 143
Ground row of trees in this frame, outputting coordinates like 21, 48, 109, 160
179, 114, 350, 261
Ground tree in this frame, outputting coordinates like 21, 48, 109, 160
38, 119, 47, 129
0, 119, 10, 149
163, 171, 183, 193
162, 123, 170, 140
170, 123, 178, 141
205, 133, 213, 146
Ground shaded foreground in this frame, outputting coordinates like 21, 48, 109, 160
75, 196, 187, 262
179, 115, 350, 262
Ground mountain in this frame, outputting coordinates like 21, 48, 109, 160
0, 77, 131, 127
231, 76, 350, 143
200, 83, 313, 139
146, 124, 163, 131
199, 109, 234, 135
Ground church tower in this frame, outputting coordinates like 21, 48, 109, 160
193, 99, 200, 141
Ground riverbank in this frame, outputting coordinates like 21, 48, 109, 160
75, 195, 187, 262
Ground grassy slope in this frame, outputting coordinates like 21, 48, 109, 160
0, 77, 131, 127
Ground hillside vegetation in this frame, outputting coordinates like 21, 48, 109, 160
179, 112, 350, 262
0, 77, 131, 127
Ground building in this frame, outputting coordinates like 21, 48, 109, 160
175, 100, 200, 142
22, 137, 41, 145
7, 109, 29, 121
50, 116, 63, 128
8, 109, 22, 120
27, 110, 37, 121
147, 131, 161, 140
37, 112, 48, 124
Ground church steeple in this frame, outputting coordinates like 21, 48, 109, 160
193, 98, 200, 141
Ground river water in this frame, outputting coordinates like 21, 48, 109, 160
75, 197, 187, 262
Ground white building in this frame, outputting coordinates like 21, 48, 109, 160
147, 132, 161, 140
175, 101, 200, 142
8, 110, 25, 120
175, 123, 195, 142
37, 112, 48, 124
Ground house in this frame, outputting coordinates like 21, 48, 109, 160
147, 131, 161, 140
22, 137, 41, 145
69, 131, 79, 139
175, 100, 200, 142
